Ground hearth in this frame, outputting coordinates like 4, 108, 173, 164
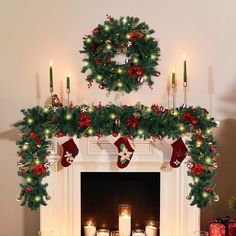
81, 172, 160, 234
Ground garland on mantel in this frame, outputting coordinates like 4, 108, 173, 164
15, 104, 219, 210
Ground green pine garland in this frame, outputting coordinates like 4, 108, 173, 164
15, 104, 219, 210
80, 16, 160, 93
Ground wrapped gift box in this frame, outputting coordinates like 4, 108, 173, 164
210, 216, 236, 236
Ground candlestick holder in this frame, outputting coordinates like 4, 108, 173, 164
66, 89, 70, 106
111, 231, 120, 236
183, 82, 187, 106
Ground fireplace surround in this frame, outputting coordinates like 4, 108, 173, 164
40, 137, 200, 236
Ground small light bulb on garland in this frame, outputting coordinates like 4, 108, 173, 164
194, 177, 200, 184
173, 110, 179, 116
202, 192, 209, 198
146, 107, 152, 113
196, 140, 202, 148
34, 196, 41, 202
44, 128, 50, 135
96, 75, 102, 81
65, 113, 72, 120
143, 75, 148, 81
109, 113, 116, 119
88, 128, 94, 135
86, 38, 92, 43
26, 177, 32, 183
104, 25, 110, 31
106, 44, 112, 50
117, 68, 123, 74
150, 54, 156, 60
146, 34, 151, 39
88, 106, 94, 113
35, 159, 41, 164
22, 143, 29, 150
43, 107, 50, 113
206, 129, 212, 135
83, 61, 89, 67
27, 118, 34, 125
206, 114, 211, 120
138, 129, 144, 135
126, 34, 131, 39
133, 58, 139, 64
205, 158, 212, 164
117, 82, 123, 88
122, 17, 127, 24
179, 124, 185, 132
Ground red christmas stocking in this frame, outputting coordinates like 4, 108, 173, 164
170, 137, 188, 168
58, 137, 79, 167
114, 137, 135, 169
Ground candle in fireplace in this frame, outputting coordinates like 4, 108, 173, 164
145, 221, 158, 236
84, 220, 96, 236
96, 229, 110, 236
132, 229, 145, 236
119, 204, 131, 236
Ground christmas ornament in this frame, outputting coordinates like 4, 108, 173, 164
79, 113, 91, 128
170, 138, 188, 168
81, 16, 160, 93
51, 94, 63, 108
56, 131, 65, 137
114, 136, 135, 168
127, 115, 139, 129
191, 163, 205, 175
25, 186, 33, 193
29, 131, 36, 138
33, 163, 46, 175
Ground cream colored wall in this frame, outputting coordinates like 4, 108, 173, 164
0, 0, 236, 235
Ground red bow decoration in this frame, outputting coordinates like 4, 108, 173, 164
182, 111, 198, 126
191, 163, 204, 175
126, 115, 139, 129
151, 104, 161, 114
33, 163, 46, 175
79, 113, 91, 128
128, 66, 143, 76
130, 31, 144, 39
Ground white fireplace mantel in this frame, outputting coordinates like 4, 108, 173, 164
40, 137, 200, 236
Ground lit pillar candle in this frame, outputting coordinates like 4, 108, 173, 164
96, 229, 110, 236
132, 229, 145, 236
49, 61, 53, 92
183, 54, 187, 87
119, 204, 131, 236
145, 221, 158, 236
84, 221, 96, 236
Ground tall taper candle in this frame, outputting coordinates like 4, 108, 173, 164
66, 74, 70, 93
172, 67, 176, 109
49, 61, 53, 92
183, 54, 187, 87
119, 204, 131, 236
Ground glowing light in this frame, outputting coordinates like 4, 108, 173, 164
173, 110, 179, 116
117, 82, 123, 88
122, 17, 127, 24
206, 129, 212, 135
49, 61, 53, 66
202, 192, 209, 198
45, 129, 50, 135
34, 196, 41, 202
183, 54, 186, 60
126, 34, 131, 39
179, 124, 185, 131
106, 44, 112, 50
65, 113, 72, 120
104, 25, 110, 31
43, 107, 49, 113
88, 128, 94, 135
86, 38, 92, 43
206, 158, 212, 164
133, 58, 139, 64
143, 75, 148, 81
110, 113, 116, 119
23, 143, 29, 150
194, 177, 200, 183
146, 34, 151, 39
196, 140, 202, 148
88, 106, 94, 113
172, 67, 176, 73
26, 177, 32, 183
206, 114, 211, 120
117, 68, 123, 74
146, 107, 152, 113
150, 54, 156, 60
27, 118, 33, 125
35, 159, 41, 164
84, 61, 89, 67
96, 75, 102, 81
138, 129, 144, 135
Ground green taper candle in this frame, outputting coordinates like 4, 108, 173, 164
66, 74, 70, 92
172, 67, 176, 88
49, 61, 53, 91
183, 54, 187, 86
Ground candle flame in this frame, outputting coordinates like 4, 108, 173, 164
50, 61, 53, 66
67, 72, 71, 78
183, 54, 186, 60
172, 67, 175, 73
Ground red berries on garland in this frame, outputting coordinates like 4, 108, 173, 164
205, 186, 212, 193
29, 131, 36, 138
95, 59, 101, 65
183, 111, 198, 126
33, 163, 46, 175
25, 186, 32, 193
79, 113, 91, 128
191, 163, 205, 176
127, 115, 139, 129
93, 28, 100, 34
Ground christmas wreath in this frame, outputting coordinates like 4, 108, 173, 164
80, 16, 160, 93
15, 104, 219, 210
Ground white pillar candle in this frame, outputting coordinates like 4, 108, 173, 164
145, 225, 157, 236
84, 225, 96, 236
96, 229, 110, 236
132, 232, 145, 236
119, 215, 131, 236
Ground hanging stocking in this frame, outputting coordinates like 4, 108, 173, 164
170, 137, 188, 168
57, 137, 79, 167
114, 136, 135, 169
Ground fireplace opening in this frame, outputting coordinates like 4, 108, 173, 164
81, 172, 160, 234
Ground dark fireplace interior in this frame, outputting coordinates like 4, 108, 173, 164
81, 172, 160, 234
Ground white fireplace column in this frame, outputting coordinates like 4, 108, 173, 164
40, 137, 200, 236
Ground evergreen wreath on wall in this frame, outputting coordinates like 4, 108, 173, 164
80, 16, 161, 93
